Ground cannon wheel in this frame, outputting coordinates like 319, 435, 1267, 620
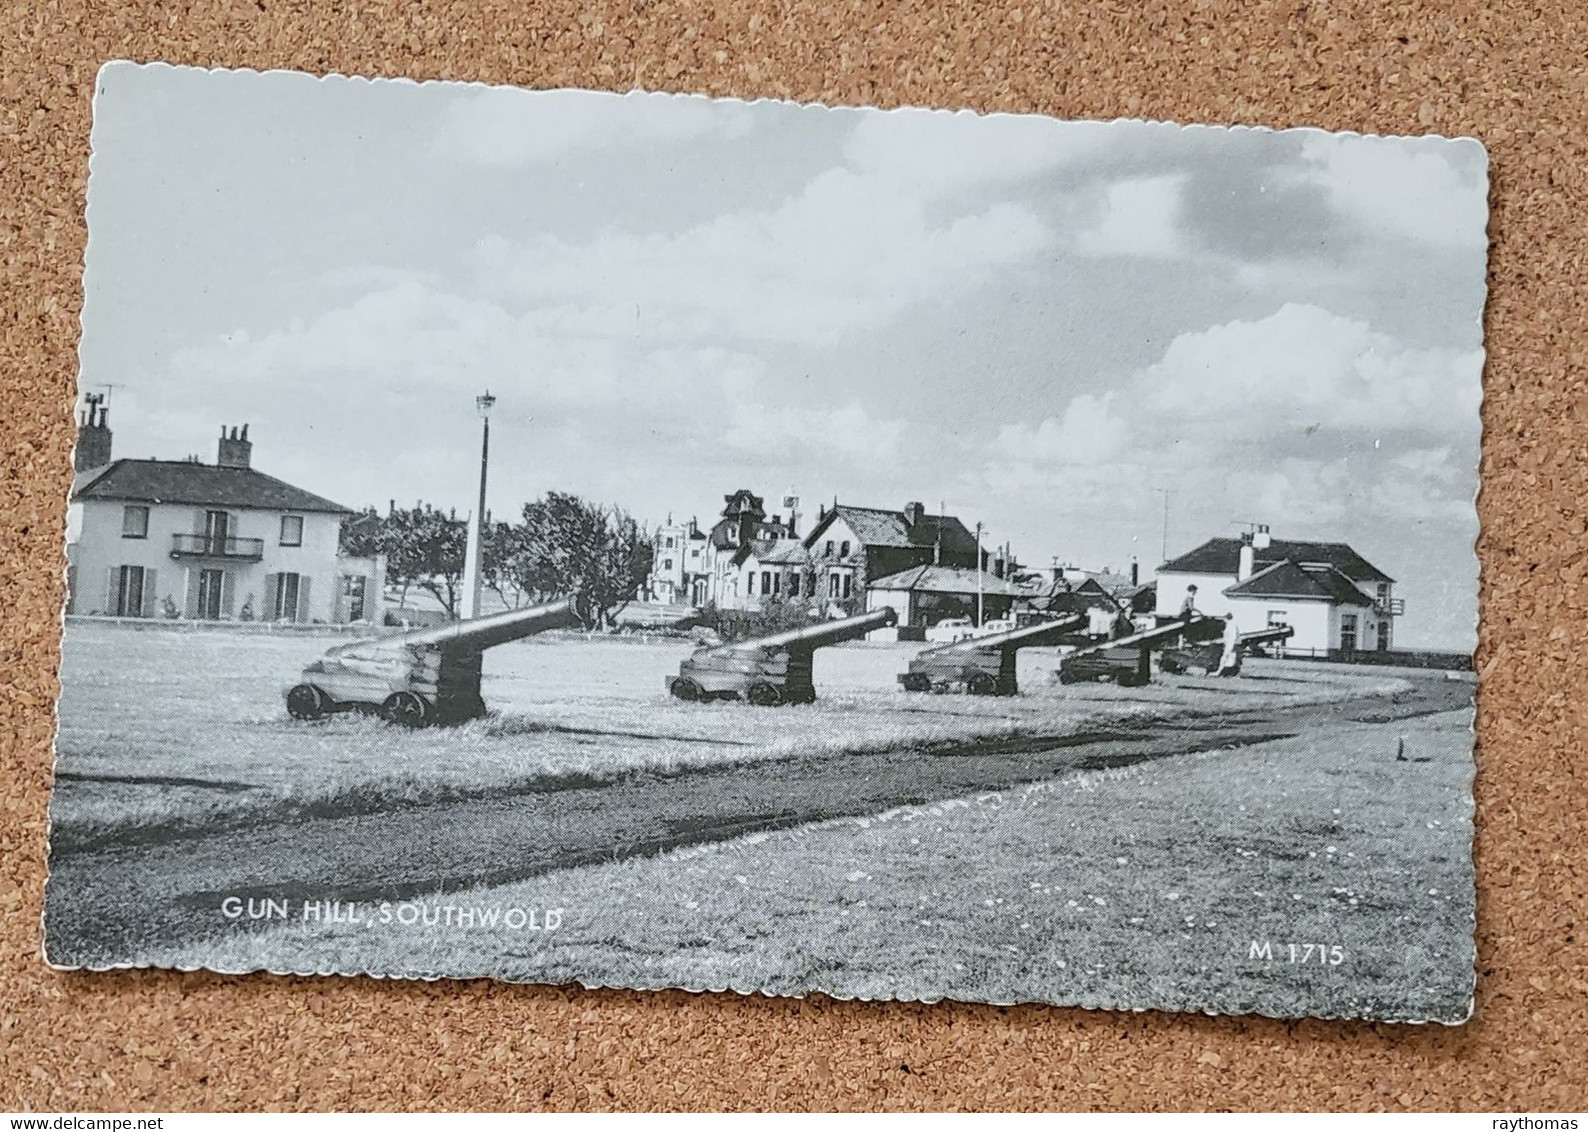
746, 681, 783, 707
286, 683, 329, 720
669, 677, 705, 702
383, 691, 430, 727
900, 672, 931, 693
966, 672, 997, 697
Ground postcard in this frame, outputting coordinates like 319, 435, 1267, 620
48, 62, 1487, 1022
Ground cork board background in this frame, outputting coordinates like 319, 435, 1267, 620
2, 0, 1584, 1113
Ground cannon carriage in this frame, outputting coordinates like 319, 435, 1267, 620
1056, 615, 1222, 687
668, 607, 897, 705
898, 613, 1085, 696
285, 595, 587, 726
1158, 623, 1295, 676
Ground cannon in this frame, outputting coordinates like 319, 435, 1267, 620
285, 595, 587, 726
899, 613, 1085, 696
1056, 615, 1217, 687
1158, 624, 1295, 676
668, 607, 898, 705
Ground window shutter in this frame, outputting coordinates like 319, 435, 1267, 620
184, 569, 201, 619
297, 575, 313, 623
105, 568, 118, 617
221, 572, 236, 618
142, 568, 159, 618
264, 573, 279, 621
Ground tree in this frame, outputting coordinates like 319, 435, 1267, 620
500, 492, 654, 627
369, 503, 467, 618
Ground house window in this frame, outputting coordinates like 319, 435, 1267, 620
788, 573, 800, 598
746, 572, 756, 596
341, 574, 366, 622
665, 536, 676, 549
1266, 610, 1288, 628
121, 505, 149, 539
1340, 613, 1359, 652
663, 558, 674, 571
842, 574, 853, 599
1377, 621, 1391, 650
1375, 582, 1390, 607
824, 540, 834, 558
762, 570, 773, 594
115, 565, 146, 617
840, 540, 851, 559
274, 572, 301, 621
280, 515, 304, 547
197, 568, 225, 620
828, 573, 840, 598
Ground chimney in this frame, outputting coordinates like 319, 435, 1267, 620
903, 501, 925, 530
1238, 532, 1255, 582
217, 423, 252, 469
1253, 523, 1272, 550
74, 394, 113, 472
1130, 556, 1139, 586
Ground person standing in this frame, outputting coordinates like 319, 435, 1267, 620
1178, 584, 1198, 623
1217, 613, 1242, 676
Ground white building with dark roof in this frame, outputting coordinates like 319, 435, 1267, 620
1155, 525, 1400, 654
66, 400, 382, 624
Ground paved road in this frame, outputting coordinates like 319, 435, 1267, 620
45, 676, 1474, 966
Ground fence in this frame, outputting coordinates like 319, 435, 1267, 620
1274, 646, 1473, 671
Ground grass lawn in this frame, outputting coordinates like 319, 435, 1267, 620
152, 700, 1475, 1022
51, 622, 1408, 849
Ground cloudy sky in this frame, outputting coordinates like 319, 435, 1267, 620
80, 63, 1488, 648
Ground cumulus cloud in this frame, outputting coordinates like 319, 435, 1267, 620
1134, 302, 1483, 437
724, 401, 908, 459
476, 168, 1051, 345
996, 393, 1131, 465
433, 88, 754, 166
1073, 175, 1188, 259
1294, 133, 1489, 249
842, 107, 1115, 199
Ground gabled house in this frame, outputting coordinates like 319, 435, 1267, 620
66, 401, 382, 624
1155, 525, 1400, 654
800, 501, 983, 613
701, 489, 803, 610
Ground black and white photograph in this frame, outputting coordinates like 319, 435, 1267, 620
47, 62, 1487, 1022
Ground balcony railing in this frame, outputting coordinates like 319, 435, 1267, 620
1376, 597, 1406, 617
170, 533, 265, 560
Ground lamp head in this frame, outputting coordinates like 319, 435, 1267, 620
475, 390, 496, 420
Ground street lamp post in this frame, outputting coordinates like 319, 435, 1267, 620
460, 390, 495, 621
975, 521, 984, 627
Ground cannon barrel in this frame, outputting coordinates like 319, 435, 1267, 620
671, 607, 898, 705
921, 613, 1084, 656
350, 594, 587, 656
1238, 625, 1294, 646
718, 606, 898, 654
289, 595, 589, 726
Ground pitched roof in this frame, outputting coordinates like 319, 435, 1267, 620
868, 564, 1025, 597
1161, 536, 1392, 584
808, 504, 978, 558
72, 459, 352, 514
1224, 559, 1375, 606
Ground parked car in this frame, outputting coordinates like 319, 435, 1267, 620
925, 617, 976, 643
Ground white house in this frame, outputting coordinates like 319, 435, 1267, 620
1155, 525, 1400, 654
66, 401, 382, 624
647, 518, 710, 606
